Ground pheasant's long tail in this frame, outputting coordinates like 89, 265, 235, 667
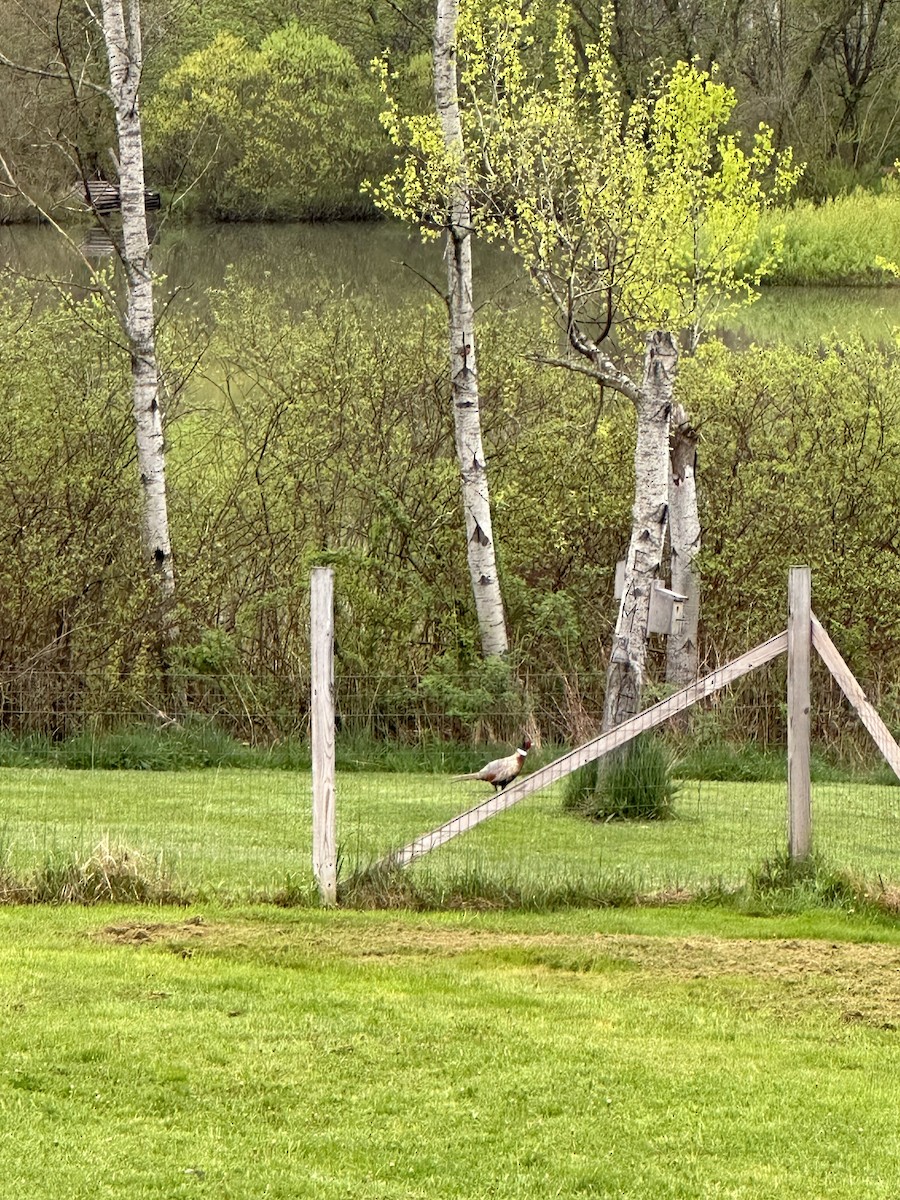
452, 772, 482, 782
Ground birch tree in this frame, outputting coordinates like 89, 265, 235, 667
465, 2, 799, 726
370, 0, 509, 659
97, 0, 175, 610
0, 0, 175, 625
433, 0, 507, 657
666, 403, 701, 686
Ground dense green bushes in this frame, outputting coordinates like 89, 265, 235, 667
146, 22, 386, 220
169, 284, 632, 742
0, 285, 146, 683
0, 2, 432, 224
682, 336, 900, 687
4, 272, 900, 741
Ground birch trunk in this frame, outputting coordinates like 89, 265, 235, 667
666, 402, 701, 686
434, 0, 508, 658
603, 331, 679, 731
98, 0, 175, 609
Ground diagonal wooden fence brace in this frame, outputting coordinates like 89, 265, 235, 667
811, 613, 900, 783
381, 630, 789, 871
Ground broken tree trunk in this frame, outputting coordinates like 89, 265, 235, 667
603, 330, 679, 731
666, 401, 701, 686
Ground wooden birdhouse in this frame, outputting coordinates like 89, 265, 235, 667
647, 581, 687, 636
614, 563, 686, 637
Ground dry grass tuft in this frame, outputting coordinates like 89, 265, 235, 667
0, 838, 188, 906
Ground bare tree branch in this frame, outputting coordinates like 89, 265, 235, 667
0, 146, 121, 319
0, 50, 109, 97
529, 352, 643, 403
398, 259, 448, 306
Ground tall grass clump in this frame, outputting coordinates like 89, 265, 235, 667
741, 849, 865, 914
0, 731, 56, 768
0, 839, 187, 905
672, 739, 786, 782
58, 718, 258, 771
16, 720, 310, 772
337, 861, 646, 911
563, 736, 679, 822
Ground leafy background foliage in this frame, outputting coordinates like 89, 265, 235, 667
146, 22, 385, 219
3, 0, 900, 220
4, 0, 900, 745
4, 268, 900, 739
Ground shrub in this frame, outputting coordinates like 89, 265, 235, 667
752, 189, 900, 285
146, 22, 386, 219
563, 736, 679, 822
419, 653, 528, 741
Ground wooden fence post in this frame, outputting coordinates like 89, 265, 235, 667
310, 567, 337, 905
787, 565, 812, 861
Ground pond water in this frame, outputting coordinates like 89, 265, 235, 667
0, 220, 518, 311
2, 219, 900, 345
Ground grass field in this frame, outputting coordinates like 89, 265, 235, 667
4, 764, 900, 1197
4, 902, 900, 1199
1, 766, 900, 901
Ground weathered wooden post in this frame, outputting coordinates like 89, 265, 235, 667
787, 565, 812, 861
310, 567, 337, 905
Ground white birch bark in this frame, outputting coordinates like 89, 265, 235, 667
434, 0, 508, 658
98, 0, 175, 607
603, 331, 679, 731
666, 402, 701, 686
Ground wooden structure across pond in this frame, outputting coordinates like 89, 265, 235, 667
76, 180, 161, 213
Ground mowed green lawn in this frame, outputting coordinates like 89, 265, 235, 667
3, 903, 900, 1200
1, 767, 900, 895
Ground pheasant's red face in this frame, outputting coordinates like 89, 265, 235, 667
521, 738, 533, 752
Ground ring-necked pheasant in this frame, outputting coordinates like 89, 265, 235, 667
452, 737, 532, 792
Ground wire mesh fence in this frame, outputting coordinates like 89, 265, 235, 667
806, 664, 900, 884
0, 664, 898, 902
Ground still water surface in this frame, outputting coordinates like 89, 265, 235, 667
2, 220, 899, 345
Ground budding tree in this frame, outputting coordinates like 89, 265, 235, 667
377, 0, 797, 724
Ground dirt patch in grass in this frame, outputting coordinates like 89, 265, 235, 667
95, 916, 900, 1027
595, 934, 900, 1028
341, 924, 900, 1027
101, 914, 209, 947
